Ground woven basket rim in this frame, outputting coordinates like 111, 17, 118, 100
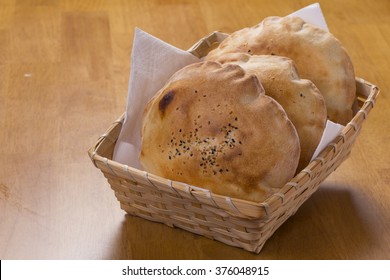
88, 30, 380, 220
88, 30, 380, 253
88, 77, 379, 219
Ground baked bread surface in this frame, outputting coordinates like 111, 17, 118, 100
214, 53, 327, 171
140, 61, 300, 202
206, 16, 356, 125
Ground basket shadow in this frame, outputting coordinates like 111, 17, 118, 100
105, 182, 377, 259
258, 182, 378, 259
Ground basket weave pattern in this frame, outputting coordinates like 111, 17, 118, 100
88, 32, 379, 253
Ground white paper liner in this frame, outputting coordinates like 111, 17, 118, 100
113, 2, 345, 169
287, 2, 329, 31
113, 28, 200, 168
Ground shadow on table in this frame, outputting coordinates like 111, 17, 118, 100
259, 182, 378, 259
106, 182, 377, 259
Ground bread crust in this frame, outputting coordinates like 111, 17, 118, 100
206, 16, 356, 125
214, 53, 327, 171
140, 61, 300, 202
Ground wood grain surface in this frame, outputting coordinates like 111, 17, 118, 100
1, 0, 389, 260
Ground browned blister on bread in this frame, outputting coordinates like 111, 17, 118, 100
214, 53, 327, 171
140, 61, 300, 202
205, 16, 356, 125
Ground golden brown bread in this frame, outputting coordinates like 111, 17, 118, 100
140, 61, 300, 202
214, 53, 327, 172
205, 16, 356, 125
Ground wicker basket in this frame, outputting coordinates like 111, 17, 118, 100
88, 32, 379, 254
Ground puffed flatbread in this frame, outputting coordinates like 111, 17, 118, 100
214, 53, 327, 171
140, 61, 300, 202
206, 16, 356, 125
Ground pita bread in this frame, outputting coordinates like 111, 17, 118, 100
206, 16, 356, 125
140, 61, 300, 202
214, 53, 327, 171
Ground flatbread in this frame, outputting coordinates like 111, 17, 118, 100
206, 16, 356, 125
140, 61, 300, 202
214, 53, 327, 171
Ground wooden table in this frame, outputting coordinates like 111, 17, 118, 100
1, 0, 389, 260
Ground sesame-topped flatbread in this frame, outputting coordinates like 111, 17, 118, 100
140, 61, 300, 202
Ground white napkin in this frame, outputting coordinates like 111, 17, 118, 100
287, 2, 329, 32
311, 121, 344, 160
113, 28, 200, 168
112, 3, 345, 168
